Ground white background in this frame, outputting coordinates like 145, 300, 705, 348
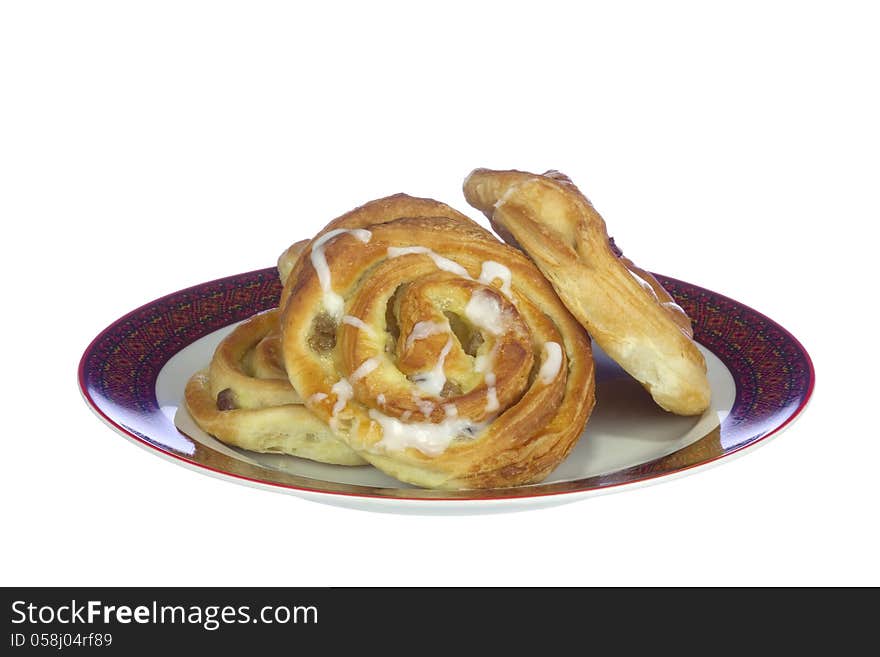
2, 1, 877, 586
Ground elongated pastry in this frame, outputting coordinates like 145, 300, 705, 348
463, 168, 710, 416
279, 194, 596, 489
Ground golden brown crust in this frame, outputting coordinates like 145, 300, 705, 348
277, 239, 310, 291
279, 194, 596, 489
207, 308, 300, 408
184, 308, 367, 465
278, 194, 476, 311
183, 239, 365, 465
463, 168, 710, 416
184, 371, 366, 464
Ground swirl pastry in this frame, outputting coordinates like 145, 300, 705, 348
184, 243, 366, 465
280, 194, 596, 489
463, 168, 710, 416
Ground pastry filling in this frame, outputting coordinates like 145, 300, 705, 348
308, 312, 337, 353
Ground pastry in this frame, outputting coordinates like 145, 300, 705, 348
463, 168, 710, 416
183, 241, 367, 465
279, 194, 596, 489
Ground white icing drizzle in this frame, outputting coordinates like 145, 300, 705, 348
368, 409, 485, 457
329, 378, 354, 430
471, 340, 500, 413
309, 392, 328, 404
444, 403, 459, 418
405, 320, 449, 350
311, 229, 372, 318
387, 247, 516, 305
478, 261, 513, 298
376, 393, 386, 406
401, 411, 413, 422
484, 372, 499, 412
328, 358, 378, 431
382, 246, 518, 421
539, 342, 563, 384
413, 395, 436, 419
387, 246, 469, 278
465, 289, 506, 336
351, 358, 379, 382
342, 314, 375, 335
410, 338, 454, 397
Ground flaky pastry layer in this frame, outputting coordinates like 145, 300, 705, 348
464, 168, 710, 416
184, 241, 366, 466
279, 194, 596, 489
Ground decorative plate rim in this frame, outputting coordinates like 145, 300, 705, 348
78, 268, 815, 503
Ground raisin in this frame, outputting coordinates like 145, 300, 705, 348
216, 388, 237, 410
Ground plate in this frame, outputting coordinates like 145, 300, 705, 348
79, 268, 814, 514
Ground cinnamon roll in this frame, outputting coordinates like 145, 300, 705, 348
280, 194, 596, 489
